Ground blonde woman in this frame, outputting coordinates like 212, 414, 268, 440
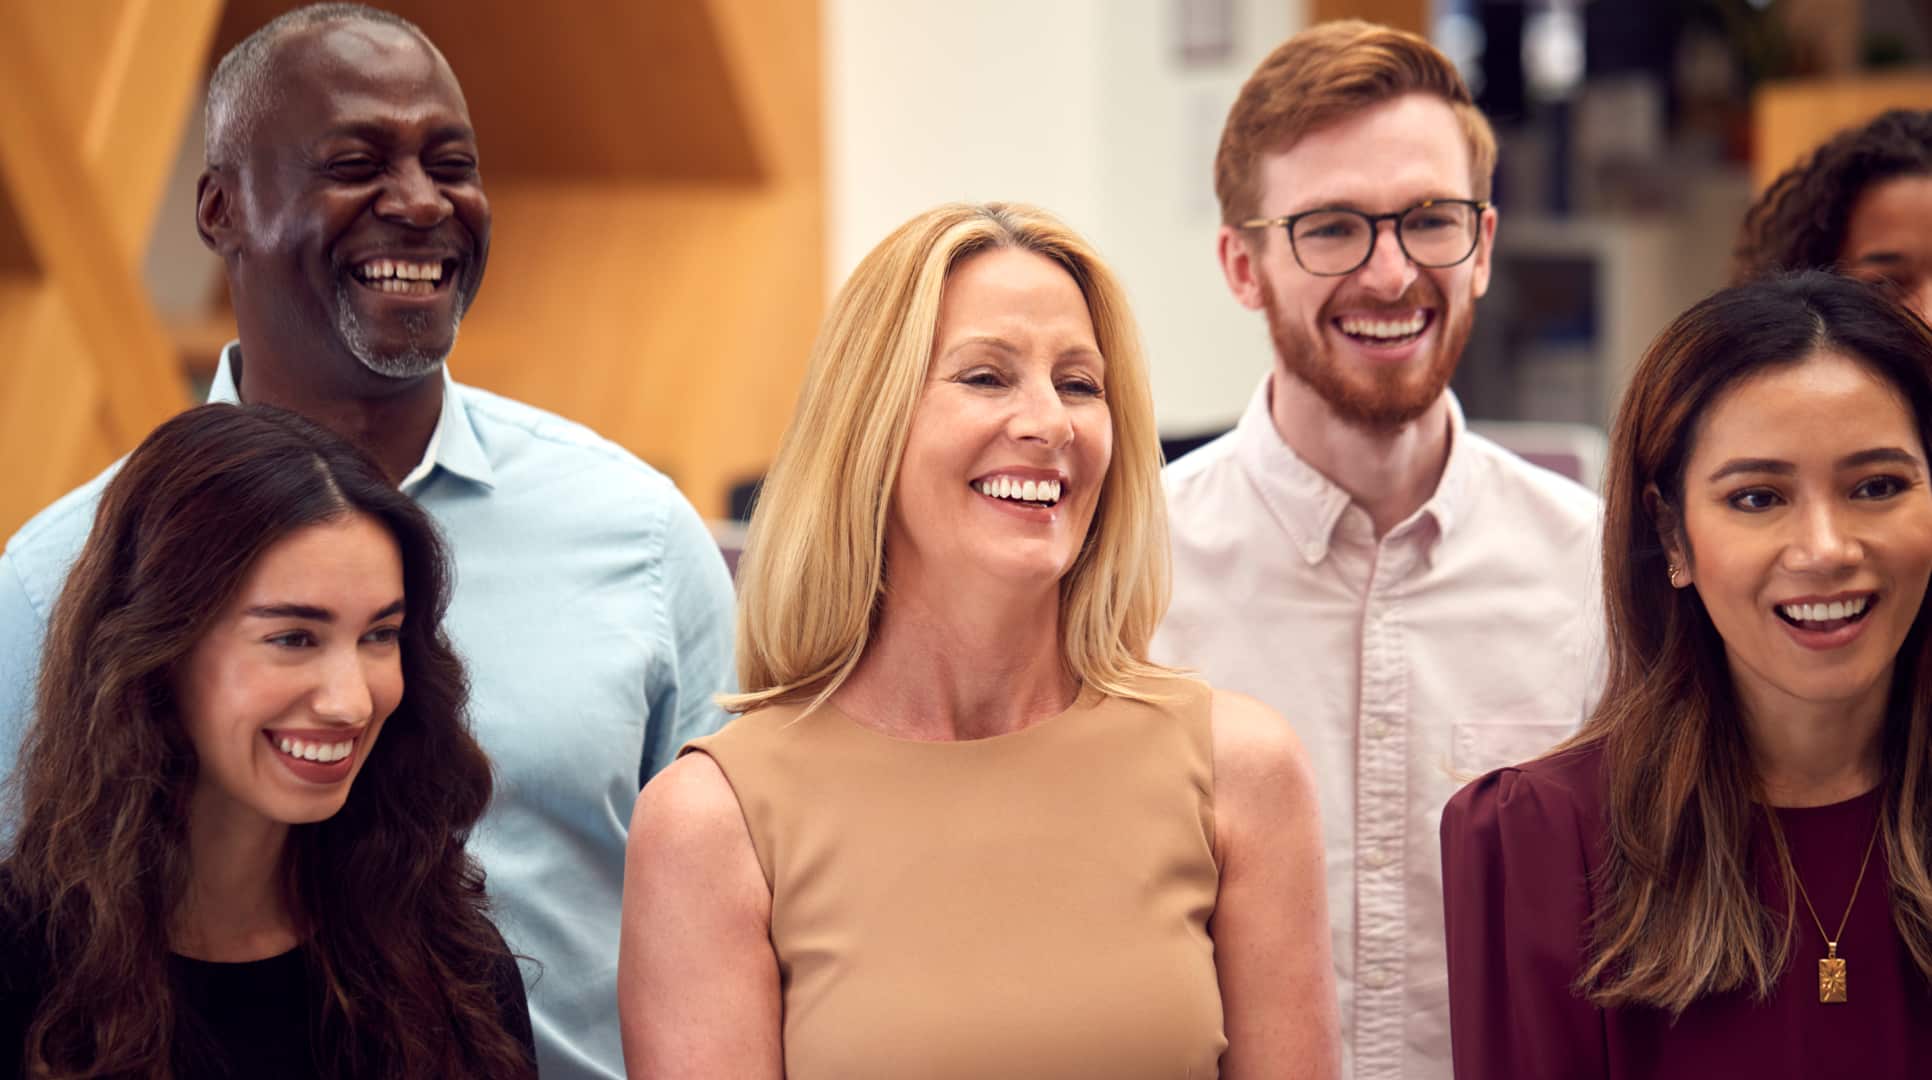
616, 203, 1339, 1079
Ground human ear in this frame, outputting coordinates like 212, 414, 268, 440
1217, 226, 1267, 312
195, 169, 239, 257
1644, 483, 1692, 588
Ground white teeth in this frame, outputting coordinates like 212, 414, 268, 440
975, 476, 1063, 505
275, 736, 353, 763
357, 259, 445, 283
1340, 313, 1426, 339
1779, 597, 1870, 623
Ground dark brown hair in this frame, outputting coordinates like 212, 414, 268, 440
1734, 109, 1932, 283
1214, 19, 1497, 226
2, 404, 533, 1077
1575, 271, 1932, 1013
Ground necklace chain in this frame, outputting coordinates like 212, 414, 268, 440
1790, 811, 1883, 952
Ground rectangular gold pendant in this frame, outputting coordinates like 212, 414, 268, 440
1819, 957, 1847, 1003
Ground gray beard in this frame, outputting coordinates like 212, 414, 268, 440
335, 279, 464, 379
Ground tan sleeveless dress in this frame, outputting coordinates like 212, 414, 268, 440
683, 674, 1227, 1079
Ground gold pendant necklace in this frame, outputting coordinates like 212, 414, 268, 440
1789, 812, 1882, 1004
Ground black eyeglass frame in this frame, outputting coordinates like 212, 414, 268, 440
1237, 198, 1492, 277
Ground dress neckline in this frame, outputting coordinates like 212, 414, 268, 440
820, 685, 1102, 748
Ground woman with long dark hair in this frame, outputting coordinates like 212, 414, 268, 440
1735, 109, 1932, 318
0, 403, 535, 1078
1441, 272, 1932, 1078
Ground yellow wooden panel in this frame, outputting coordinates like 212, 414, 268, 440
5, 0, 127, 138
213, 0, 765, 181
83, 0, 224, 260
0, 282, 117, 537
451, 182, 820, 516
0, 19, 190, 451
1753, 74, 1932, 191
708, 0, 820, 182
0, 192, 34, 275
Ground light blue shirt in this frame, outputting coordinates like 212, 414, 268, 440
0, 345, 737, 1080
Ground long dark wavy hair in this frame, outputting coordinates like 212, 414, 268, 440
1572, 271, 1932, 1013
2, 404, 534, 1078
1734, 109, 1932, 282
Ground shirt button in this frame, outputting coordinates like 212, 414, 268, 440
1365, 718, 1393, 739
1363, 846, 1396, 869
1360, 969, 1395, 990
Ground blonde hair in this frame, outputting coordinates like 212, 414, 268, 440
723, 202, 1173, 714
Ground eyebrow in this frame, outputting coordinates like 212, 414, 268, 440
943, 335, 1017, 360
1285, 194, 1467, 216
321, 121, 475, 146
243, 599, 406, 624
1705, 447, 1924, 482
941, 336, 1105, 365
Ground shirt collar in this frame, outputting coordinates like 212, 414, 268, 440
209, 342, 496, 493
1232, 372, 1475, 567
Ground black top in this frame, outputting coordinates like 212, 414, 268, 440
1442, 742, 1932, 1080
0, 879, 535, 1078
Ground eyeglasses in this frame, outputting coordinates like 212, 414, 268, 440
1238, 198, 1490, 277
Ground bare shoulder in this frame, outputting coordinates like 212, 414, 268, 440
1208, 688, 1311, 788
1207, 688, 1318, 852
627, 752, 756, 874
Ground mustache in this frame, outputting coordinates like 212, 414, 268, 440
1321, 281, 1443, 318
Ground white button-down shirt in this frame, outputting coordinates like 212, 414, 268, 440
1153, 376, 1604, 1080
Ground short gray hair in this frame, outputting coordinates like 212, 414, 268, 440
204, 3, 429, 170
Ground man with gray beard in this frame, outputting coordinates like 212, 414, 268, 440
1151, 21, 1604, 1080
0, 6, 736, 1080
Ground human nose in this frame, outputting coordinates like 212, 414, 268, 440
311, 646, 375, 726
1353, 218, 1417, 299
1008, 375, 1075, 449
1781, 500, 1862, 574
375, 159, 452, 230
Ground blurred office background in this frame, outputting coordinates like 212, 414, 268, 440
2, 0, 1930, 538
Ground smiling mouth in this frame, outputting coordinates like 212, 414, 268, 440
264, 730, 359, 764
1775, 595, 1876, 632
350, 257, 458, 296
974, 476, 1062, 509
1335, 310, 1431, 346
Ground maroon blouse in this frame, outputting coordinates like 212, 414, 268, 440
1441, 742, 1932, 1080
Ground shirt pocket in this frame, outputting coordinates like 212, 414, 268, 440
1450, 721, 1575, 777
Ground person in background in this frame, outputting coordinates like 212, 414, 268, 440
1735, 109, 1932, 319
1442, 272, 1932, 1079
0, 6, 735, 1077
0, 403, 535, 1078
618, 202, 1341, 1080
1153, 20, 1603, 1079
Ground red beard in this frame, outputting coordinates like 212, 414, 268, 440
1261, 273, 1473, 431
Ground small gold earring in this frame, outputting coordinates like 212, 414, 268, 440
1667, 563, 1684, 586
